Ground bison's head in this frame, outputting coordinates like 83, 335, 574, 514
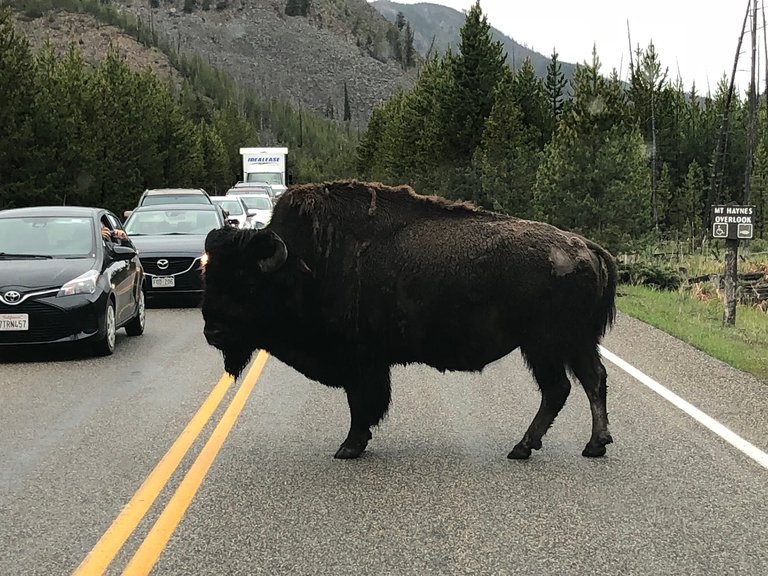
201, 226, 292, 378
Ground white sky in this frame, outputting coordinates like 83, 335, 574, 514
376, 0, 759, 95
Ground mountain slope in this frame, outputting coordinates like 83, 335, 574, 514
371, 0, 577, 80
112, 0, 417, 124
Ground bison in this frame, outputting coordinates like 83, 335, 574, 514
202, 180, 617, 460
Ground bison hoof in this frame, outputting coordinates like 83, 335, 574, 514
507, 444, 532, 460
582, 433, 613, 458
334, 444, 365, 459
334, 433, 371, 460
582, 444, 606, 458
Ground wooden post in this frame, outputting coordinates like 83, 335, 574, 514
723, 239, 739, 325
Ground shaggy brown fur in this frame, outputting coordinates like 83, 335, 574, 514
202, 180, 617, 461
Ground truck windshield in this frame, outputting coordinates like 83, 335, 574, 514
246, 173, 283, 186
142, 195, 211, 205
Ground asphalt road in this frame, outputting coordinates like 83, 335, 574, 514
0, 305, 766, 576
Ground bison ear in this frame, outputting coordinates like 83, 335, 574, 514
247, 230, 288, 273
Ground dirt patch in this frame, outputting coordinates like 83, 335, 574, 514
13, 11, 179, 82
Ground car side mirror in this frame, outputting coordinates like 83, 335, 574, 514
110, 244, 137, 260
124, 210, 133, 219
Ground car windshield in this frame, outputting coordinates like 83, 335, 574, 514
229, 186, 272, 197
141, 195, 210, 205
246, 173, 282, 186
240, 196, 273, 210
212, 199, 244, 215
0, 216, 94, 257
124, 210, 220, 235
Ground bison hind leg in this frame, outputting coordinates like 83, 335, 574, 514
568, 346, 613, 457
510, 348, 571, 460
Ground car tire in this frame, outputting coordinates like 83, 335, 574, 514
93, 300, 116, 356
124, 290, 145, 336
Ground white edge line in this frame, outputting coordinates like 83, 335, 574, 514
598, 345, 768, 470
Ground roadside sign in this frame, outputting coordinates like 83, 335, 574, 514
710, 205, 755, 240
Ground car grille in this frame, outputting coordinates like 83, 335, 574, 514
0, 300, 73, 343
141, 257, 196, 276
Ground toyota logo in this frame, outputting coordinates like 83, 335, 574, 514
157, 259, 169, 270
3, 290, 22, 304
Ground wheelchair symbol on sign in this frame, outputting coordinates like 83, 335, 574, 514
712, 223, 728, 238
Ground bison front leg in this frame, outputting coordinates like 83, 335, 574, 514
510, 351, 571, 460
335, 366, 392, 459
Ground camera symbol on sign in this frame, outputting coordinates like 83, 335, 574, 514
712, 223, 728, 238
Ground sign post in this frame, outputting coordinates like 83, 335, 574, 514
710, 205, 755, 326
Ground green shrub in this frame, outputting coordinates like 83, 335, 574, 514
617, 261, 683, 290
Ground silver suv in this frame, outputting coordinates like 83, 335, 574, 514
124, 188, 211, 219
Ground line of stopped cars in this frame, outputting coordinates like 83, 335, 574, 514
0, 184, 276, 356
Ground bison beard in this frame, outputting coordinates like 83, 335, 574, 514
222, 347, 253, 381
202, 180, 618, 461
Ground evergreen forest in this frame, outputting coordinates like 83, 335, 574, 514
356, 3, 768, 252
2, 2, 767, 255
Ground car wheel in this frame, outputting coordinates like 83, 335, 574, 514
124, 290, 145, 336
93, 300, 116, 356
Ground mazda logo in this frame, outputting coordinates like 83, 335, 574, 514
3, 290, 22, 304
157, 259, 169, 270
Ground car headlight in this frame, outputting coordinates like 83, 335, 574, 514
57, 269, 100, 297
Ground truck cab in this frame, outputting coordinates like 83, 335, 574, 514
239, 147, 289, 198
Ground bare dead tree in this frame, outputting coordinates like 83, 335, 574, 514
626, 19, 634, 79
705, 0, 751, 230
763, 2, 768, 151
724, 0, 758, 326
744, 0, 758, 206
425, 34, 436, 61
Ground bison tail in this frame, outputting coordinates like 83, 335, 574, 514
586, 240, 618, 338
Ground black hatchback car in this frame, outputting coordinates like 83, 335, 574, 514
123, 203, 225, 298
0, 206, 145, 355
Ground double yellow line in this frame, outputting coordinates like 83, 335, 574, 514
74, 350, 269, 576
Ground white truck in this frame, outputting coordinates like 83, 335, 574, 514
239, 147, 289, 198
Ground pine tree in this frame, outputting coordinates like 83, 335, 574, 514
28, 43, 96, 207
676, 159, 706, 241
444, 1, 507, 167
356, 105, 387, 179
92, 48, 142, 208
628, 42, 669, 229
749, 142, 768, 238
198, 121, 230, 194
343, 81, 351, 122
543, 49, 568, 143
475, 66, 540, 216
0, 10, 36, 209
387, 26, 402, 63
212, 104, 258, 185
285, 0, 310, 18
533, 49, 651, 251
403, 22, 415, 69
395, 11, 406, 32
390, 55, 452, 194
511, 58, 548, 148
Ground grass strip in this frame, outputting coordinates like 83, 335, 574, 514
616, 284, 768, 383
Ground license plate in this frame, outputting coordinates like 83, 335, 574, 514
0, 313, 29, 331
151, 276, 175, 288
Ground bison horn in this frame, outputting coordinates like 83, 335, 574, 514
258, 231, 288, 273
